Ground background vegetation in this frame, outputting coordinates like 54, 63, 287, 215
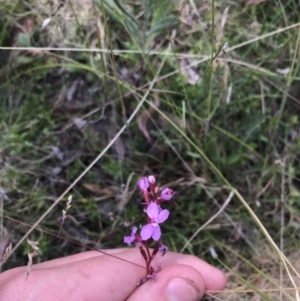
0, 0, 300, 299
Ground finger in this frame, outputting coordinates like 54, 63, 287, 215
33, 248, 226, 292
0, 248, 130, 281
0, 249, 226, 301
127, 264, 205, 301
154, 252, 226, 292
32, 248, 129, 269
0, 249, 146, 301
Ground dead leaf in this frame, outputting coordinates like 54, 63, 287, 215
247, 0, 269, 5
26, 238, 39, 279
21, 18, 35, 34
42, 18, 51, 29
0, 234, 12, 262
277, 67, 290, 76
179, 59, 200, 85
83, 183, 114, 195
226, 85, 232, 104
26, 250, 39, 279
72, 117, 88, 131
0, 186, 9, 201
67, 195, 72, 210
27, 239, 39, 251
113, 136, 125, 162
137, 97, 160, 143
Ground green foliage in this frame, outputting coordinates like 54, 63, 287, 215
17, 33, 31, 47
93, 0, 141, 46
93, 0, 180, 49
1, 1, 300, 299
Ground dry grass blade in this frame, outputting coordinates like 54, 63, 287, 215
26, 238, 39, 279
0, 234, 12, 264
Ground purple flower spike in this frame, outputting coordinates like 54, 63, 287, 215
160, 188, 175, 201
141, 202, 169, 241
138, 177, 149, 191
124, 226, 137, 245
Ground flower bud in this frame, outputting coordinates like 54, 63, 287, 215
138, 177, 149, 191
160, 188, 175, 201
159, 244, 168, 256
148, 175, 156, 185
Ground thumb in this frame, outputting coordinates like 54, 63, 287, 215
127, 264, 205, 301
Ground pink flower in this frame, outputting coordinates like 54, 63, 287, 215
138, 177, 149, 191
160, 188, 175, 201
141, 202, 169, 241
124, 226, 137, 245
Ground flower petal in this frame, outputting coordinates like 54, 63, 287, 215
141, 224, 154, 241
131, 226, 137, 235
157, 209, 169, 223
147, 202, 159, 220
124, 236, 134, 244
152, 225, 161, 241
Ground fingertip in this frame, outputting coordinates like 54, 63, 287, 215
127, 264, 205, 301
160, 252, 226, 292
206, 266, 227, 293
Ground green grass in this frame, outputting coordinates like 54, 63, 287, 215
1, 0, 300, 299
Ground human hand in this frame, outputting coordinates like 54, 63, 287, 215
0, 248, 226, 301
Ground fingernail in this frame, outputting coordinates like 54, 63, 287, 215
165, 277, 200, 301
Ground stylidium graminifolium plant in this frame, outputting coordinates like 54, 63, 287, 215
124, 175, 175, 285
